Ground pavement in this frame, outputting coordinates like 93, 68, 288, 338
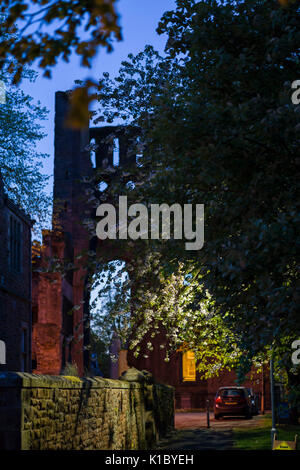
155, 413, 265, 450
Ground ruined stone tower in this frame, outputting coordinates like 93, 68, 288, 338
32, 91, 137, 376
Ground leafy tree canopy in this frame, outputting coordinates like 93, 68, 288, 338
90, 0, 300, 381
0, 21, 50, 230
0, 1, 121, 82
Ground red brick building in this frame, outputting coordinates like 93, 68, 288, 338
31, 230, 78, 375
113, 330, 270, 411
0, 172, 33, 372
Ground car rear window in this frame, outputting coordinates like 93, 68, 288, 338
220, 389, 245, 397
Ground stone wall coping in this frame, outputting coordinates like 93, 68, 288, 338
0, 372, 144, 389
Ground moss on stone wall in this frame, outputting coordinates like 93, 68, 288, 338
0, 371, 174, 450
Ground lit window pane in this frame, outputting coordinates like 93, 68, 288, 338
182, 350, 196, 382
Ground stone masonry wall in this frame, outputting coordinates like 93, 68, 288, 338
0, 372, 174, 450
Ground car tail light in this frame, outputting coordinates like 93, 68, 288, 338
215, 396, 222, 404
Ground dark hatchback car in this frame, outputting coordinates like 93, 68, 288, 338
214, 387, 252, 420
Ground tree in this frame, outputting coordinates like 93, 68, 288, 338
155, 0, 300, 358
91, 0, 300, 397
0, 1, 121, 127
90, 331, 111, 378
0, 1, 121, 82
90, 260, 132, 353
0, 21, 50, 230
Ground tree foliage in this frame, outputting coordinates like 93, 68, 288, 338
91, 0, 300, 383
0, 1, 121, 82
0, 22, 50, 230
90, 260, 132, 352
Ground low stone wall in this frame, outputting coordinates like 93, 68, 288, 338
0, 371, 174, 450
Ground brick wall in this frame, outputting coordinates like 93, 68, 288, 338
0, 371, 174, 450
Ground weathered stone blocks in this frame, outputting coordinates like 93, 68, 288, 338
0, 370, 174, 450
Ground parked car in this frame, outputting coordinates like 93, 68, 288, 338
214, 386, 253, 420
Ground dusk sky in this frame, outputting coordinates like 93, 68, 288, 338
21, 0, 177, 194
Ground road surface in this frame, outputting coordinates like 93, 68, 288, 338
156, 413, 265, 450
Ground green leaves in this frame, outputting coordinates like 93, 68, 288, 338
0, 22, 51, 232
0, 0, 121, 83
100, 0, 297, 360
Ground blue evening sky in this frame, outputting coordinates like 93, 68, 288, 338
21, 0, 177, 194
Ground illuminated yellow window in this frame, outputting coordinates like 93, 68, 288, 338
182, 350, 196, 382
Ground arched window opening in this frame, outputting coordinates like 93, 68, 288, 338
113, 138, 120, 167
90, 138, 97, 168
89, 260, 130, 378
98, 181, 108, 192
